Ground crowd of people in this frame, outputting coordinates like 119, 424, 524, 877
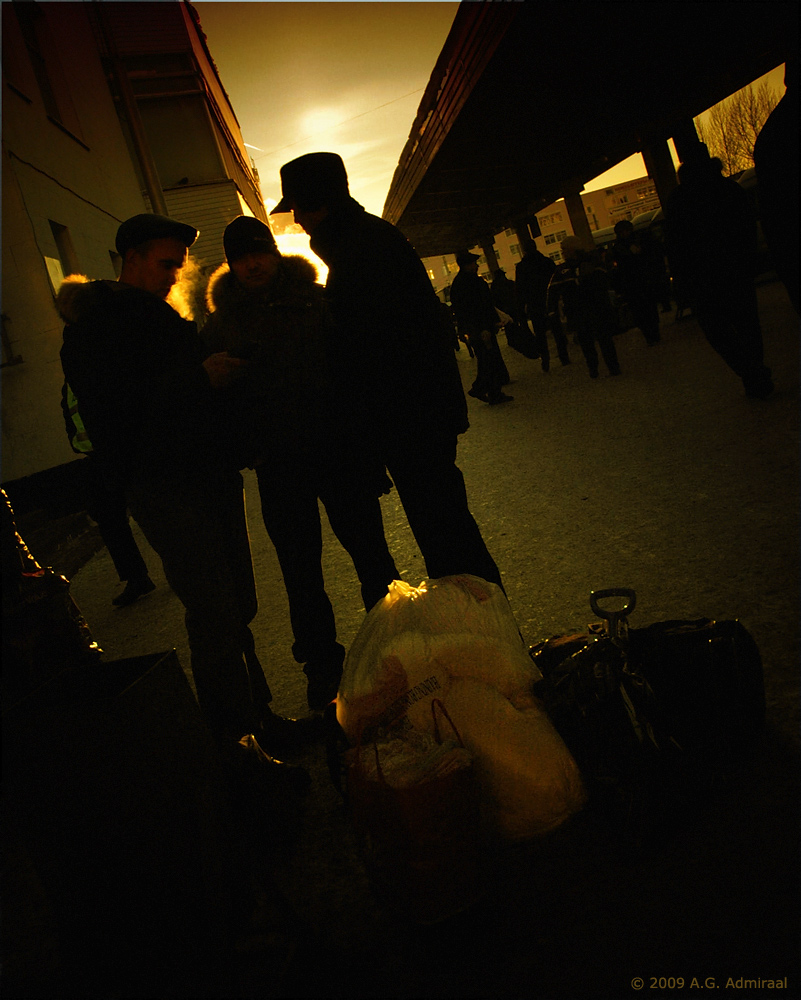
57, 106, 795, 787
445, 141, 787, 396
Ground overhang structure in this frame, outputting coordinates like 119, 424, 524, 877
383, 1, 797, 258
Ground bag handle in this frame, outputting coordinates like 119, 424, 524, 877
431, 698, 465, 747
353, 699, 464, 786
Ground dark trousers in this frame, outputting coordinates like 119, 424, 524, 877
693, 287, 771, 391
128, 471, 269, 738
470, 330, 508, 401
576, 312, 621, 377
532, 310, 570, 366
628, 290, 661, 344
384, 433, 502, 589
256, 465, 398, 667
82, 457, 149, 582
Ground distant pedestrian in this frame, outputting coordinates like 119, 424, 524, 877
664, 147, 774, 398
450, 251, 513, 405
515, 236, 570, 371
202, 215, 399, 711
549, 236, 621, 379
271, 152, 502, 589
61, 378, 155, 607
609, 220, 662, 345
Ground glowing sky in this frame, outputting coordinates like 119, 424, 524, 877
193, 2, 786, 247
194, 1, 461, 218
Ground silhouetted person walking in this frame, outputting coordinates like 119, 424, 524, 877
271, 152, 503, 589
450, 252, 512, 405
609, 220, 662, 345
516, 237, 570, 371
548, 236, 621, 379
665, 147, 774, 398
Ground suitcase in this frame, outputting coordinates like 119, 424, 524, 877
529, 588, 766, 842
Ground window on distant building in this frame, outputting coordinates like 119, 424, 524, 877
549, 251, 562, 261
505, 228, 515, 237
494, 249, 501, 260
544, 233, 557, 245
510, 244, 520, 256
555, 230, 567, 241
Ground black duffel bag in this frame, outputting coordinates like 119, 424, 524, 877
529, 589, 765, 842
504, 321, 540, 359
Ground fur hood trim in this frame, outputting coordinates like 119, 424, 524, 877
56, 275, 131, 324
205, 253, 319, 314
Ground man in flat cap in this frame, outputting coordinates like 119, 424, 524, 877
271, 153, 503, 589
59, 213, 319, 761
202, 215, 398, 711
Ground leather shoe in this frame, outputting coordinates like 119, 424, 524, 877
217, 734, 311, 799
257, 707, 326, 758
112, 575, 156, 606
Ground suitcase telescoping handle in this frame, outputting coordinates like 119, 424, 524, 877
590, 588, 637, 639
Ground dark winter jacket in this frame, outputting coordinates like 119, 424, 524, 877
309, 197, 468, 446
58, 276, 223, 488
490, 271, 519, 320
664, 161, 758, 300
515, 250, 556, 318
609, 230, 665, 302
202, 254, 389, 492
202, 255, 336, 472
548, 250, 615, 334
449, 269, 499, 338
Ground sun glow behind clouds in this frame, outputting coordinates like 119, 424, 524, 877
301, 107, 345, 137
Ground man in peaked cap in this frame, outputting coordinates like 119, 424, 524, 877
60, 212, 319, 766
272, 153, 503, 589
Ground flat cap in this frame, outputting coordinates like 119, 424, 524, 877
271, 152, 349, 214
115, 213, 198, 256
223, 216, 279, 262
455, 250, 480, 267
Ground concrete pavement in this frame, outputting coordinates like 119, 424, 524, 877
63, 279, 799, 998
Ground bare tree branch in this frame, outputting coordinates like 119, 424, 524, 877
695, 79, 780, 175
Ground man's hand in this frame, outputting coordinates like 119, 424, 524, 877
202, 352, 248, 388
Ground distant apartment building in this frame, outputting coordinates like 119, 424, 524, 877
426, 174, 660, 297
2, 0, 265, 484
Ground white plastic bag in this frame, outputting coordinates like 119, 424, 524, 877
437, 679, 586, 839
336, 575, 540, 738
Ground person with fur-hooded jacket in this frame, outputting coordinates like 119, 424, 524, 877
202, 216, 399, 711
59, 213, 321, 764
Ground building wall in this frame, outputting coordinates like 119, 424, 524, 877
2, 0, 267, 485
2, 1, 147, 482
